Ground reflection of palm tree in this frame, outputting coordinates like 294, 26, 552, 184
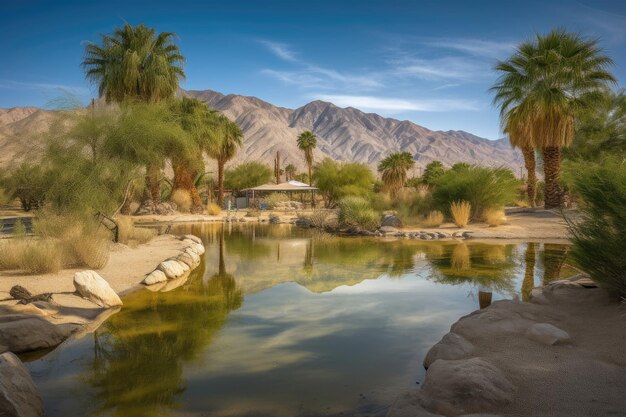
522, 242, 537, 301
542, 243, 569, 284
303, 240, 314, 275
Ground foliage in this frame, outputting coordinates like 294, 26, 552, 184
450, 201, 471, 228
337, 196, 380, 230
284, 164, 297, 181
205, 114, 243, 205
422, 160, 446, 185
207, 202, 222, 216
115, 216, 157, 247
422, 210, 444, 227
568, 159, 626, 298
171, 189, 192, 212
484, 209, 506, 226
0, 163, 51, 211
224, 162, 272, 193
83, 23, 185, 103
297, 131, 317, 185
313, 158, 375, 207
0, 240, 63, 274
432, 165, 517, 219
372, 188, 433, 225
377, 152, 414, 197
264, 193, 290, 209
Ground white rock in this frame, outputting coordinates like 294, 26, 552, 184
186, 242, 205, 256
73, 270, 122, 308
423, 332, 474, 369
176, 259, 190, 272
181, 234, 202, 245
142, 270, 167, 285
0, 352, 43, 417
158, 260, 185, 279
525, 323, 571, 345
422, 357, 514, 413
184, 248, 201, 264
177, 253, 196, 268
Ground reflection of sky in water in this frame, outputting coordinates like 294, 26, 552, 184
26, 224, 570, 417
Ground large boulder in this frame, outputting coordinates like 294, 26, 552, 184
184, 248, 201, 264
177, 253, 197, 268
451, 301, 538, 340
73, 270, 123, 308
0, 352, 43, 417
157, 260, 186, 279
0, 309, 68, 352
181, 234, 202, 245
381, 214, 402, 228
525, 323, 571, 346
379, 226, 398, 234
142, 269, 167, 285
422, 358, 514, 414
423, 332, 474, 369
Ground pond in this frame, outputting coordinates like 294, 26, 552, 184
25, 224, 571, 417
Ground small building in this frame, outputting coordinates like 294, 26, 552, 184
241, 181, 318, 209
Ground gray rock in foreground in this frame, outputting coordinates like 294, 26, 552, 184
525, 323, 571, 345
0, 311, 71, 353
423, 332, 474, 369
0, 352, 43, 417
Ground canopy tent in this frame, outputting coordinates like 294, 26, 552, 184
242, 181, 318, 209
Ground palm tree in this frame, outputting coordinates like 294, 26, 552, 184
207, 115, 243, 206
296, 131, 317, 185
83, 23, 185, 104
377, 151, 415, 198
285, 164, 296, 181
492, 29, 615, 208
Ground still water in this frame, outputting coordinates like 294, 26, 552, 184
26, 224, 571, 417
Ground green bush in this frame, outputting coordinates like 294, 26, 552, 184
568, 159, 626, 298
371, 188, 433, 225
432, 165, 517, 219
224, 162, 272, 193
422, 160, 446, 185
313, 158, 375, 207
264, 192, 290, 208
338, 196, 380, 230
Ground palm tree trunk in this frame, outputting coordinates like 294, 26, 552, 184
542, 146, 561, 209
217, 159, 225, 207
308, 164, 315, 207
521, 242, 536, 302
173, 161, 203, 212
521, 146, 537, 208
145, 163, 161, 204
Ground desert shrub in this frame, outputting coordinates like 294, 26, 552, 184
372, 188, 434, 225
224, 162, 272, 193
568, 159, 626, 298
309, 209, 330, 228
432, 166, 517, 219
450, 201, 471, 227
71, 236, 110, 269
0, 239, 63, 274
484, 209, 506, 226
422, 160, 446, 185
423, 210, 444, 227
338, 196, 380, 230
0, 163, 51, 211
207, 202, 222, 215
116, 216, 156, 247
171, 189, 192, 212
265, 193, 289, 208
313, 158, 375, 207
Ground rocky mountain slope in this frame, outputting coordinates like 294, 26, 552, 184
0, 90, 521, 172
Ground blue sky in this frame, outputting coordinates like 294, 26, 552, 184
2, 0, 625, 139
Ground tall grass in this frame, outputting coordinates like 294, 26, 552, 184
432, 165, 517, 219
484, 209, 506, 226
422, 210, 444, 227
338, 196, 380, 230
171, 189, 192, 212
568, 160, 626, 298
207, 202, 222, 215
0, 239, 63, 274
450, 201, 471, 227
116, 216, 156, 247
371, 188, 433, 225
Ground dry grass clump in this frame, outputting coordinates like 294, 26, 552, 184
484, 209, 507, 227
515, 199, 530, 208
0, 239, 63, 274
309, 209, 330, 228
422, 210, 444, 227
207, 202, 222, 215
265, 193, 290, 209
450, 201, 471, 227
70, 236, 110, 269
171, 189, 192, 212
116, 216, 156, 247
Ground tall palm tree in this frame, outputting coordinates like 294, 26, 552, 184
83, 23, 185, 104
296, 131, 317, 185
285, 164, 296, 181
83, 23, 185, 205
377, 151, 415, 198
207, 115, 243, 206
170, 98, 221, 212
492, 29, 615, 208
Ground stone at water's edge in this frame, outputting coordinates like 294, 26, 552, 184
525, 323, 571, 346
181, 234, 202, 245
143, 269, 167, 285
158, 260, 186, 279
423, 332, 474, 369
381, 214, 402, 228
0, 305, 74, 353
421, 357, 514, 414
73, 270, 123, 308
379, 226, 399, 233
0, 352, 43, 417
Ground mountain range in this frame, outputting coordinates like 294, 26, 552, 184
0, 89, 521, 173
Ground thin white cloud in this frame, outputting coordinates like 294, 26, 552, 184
421, 38, 517, 59
313, 94, 480, 113
391, 56, 488, 81
258, 40, 299, 62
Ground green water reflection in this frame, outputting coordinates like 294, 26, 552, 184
29, 224, 571, 417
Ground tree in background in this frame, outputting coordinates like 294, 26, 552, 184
313, 158, 375, 208
492, 29, 615, 208
224, 162, 272, 194
297, 130, 317, 206
422, 160, 446, 186
207, 115, 243, 206
285, 164, 297, 181
378, 152, 414, 198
